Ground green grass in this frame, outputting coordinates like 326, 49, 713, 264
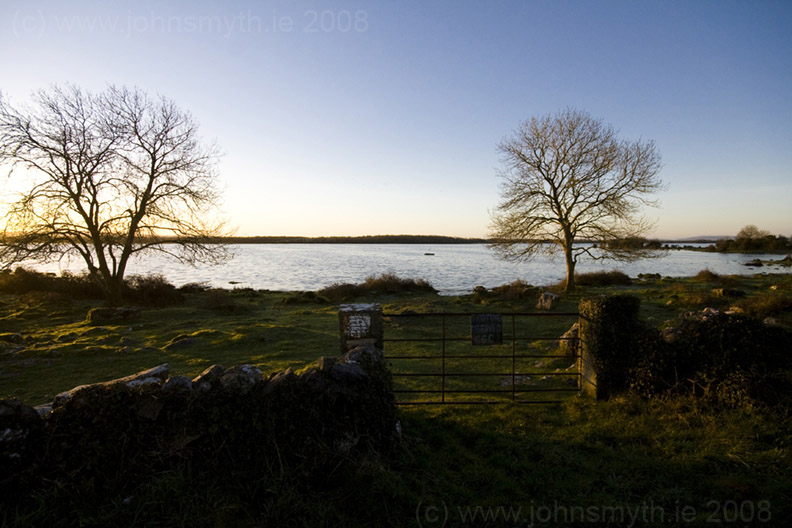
0, 288, 339, 404
2, 273, 792, 526
2, 272, 790, 405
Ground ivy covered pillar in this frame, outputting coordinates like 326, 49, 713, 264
578, 295, 641, 400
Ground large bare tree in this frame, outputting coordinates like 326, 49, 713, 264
489, 109, 664, 292
0, 85, 229, 304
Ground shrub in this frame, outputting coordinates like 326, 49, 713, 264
277, 291, 329, 305
489, 279, 536, 300
318, 282, 362, 303
124, 274, 184, 307
693, 269, 719, 282
200, 289, 248, 312
733, 292, 792, 318
0, 267, 104, 299
630, 311, 792, 406
678, 290, 720, 308
178, 281, 211, 293
637, 273, 661, 280
562, 270, 631, 289
319, 273, 436, 302
362, 272, 436, 294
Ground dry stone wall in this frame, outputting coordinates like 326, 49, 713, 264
0, 345, 398, 503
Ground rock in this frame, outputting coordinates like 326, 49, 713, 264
0, 399, 42, 472
219, 365, 262, 393
559, 322, 579, 356
536, 292, 561, 310
681, 307, 721, 321
330, 363, 367, 383
744, 259, 763, 267
162, 376, 193, 394
192, 365, 226, 393
262, 367, 295, 395
661, 326, 681, 343
317, 356, 336, 373
301, 368, 329, 392
86, 306, 141, 324
342, 345, 385, 365
134, 396, 163, 420
33, 403, 53, 417
126, 376, 163, 389
53, 364, 169, 407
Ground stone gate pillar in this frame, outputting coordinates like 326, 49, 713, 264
578, 295, 641, 400
339, 304, 383, 353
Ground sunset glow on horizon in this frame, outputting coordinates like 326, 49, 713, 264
1, 1, 790, 240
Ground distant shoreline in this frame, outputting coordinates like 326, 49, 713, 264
208, 235, 491, 244
200, 235, 722, 245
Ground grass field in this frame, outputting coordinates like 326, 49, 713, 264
1, 271, 791, 526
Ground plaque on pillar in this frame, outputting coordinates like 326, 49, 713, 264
339, 303, 383, 352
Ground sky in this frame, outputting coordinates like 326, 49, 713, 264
1, 0, 790, 239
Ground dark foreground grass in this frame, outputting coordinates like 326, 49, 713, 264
5, 399, 789, 527
2, 272, 792, 526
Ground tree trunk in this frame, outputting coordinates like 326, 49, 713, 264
104, 276, 124, 307
564, 244, 576, 293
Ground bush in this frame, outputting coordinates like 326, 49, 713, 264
124, 274, 184, 307
489, 279, 536, 300
733, 292, 792, 318
693, 269, 719, 282
690, 269, 741, 288
318, 282, 363, 303
319, 273, 436, 302
276, 291, 329, 305
0, 268, 188, 306
0, 267, 104, 299
678, 290, 720, 308
600, 237, 662, 250
178, 281, 211, 293
715, 233, 792, 252
630, 311, 792, 406
200, 290, 249, 312
564, 270, 631, 288
362, 273, 436, 294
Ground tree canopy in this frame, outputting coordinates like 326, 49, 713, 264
0, 85, 230, 304
489, 109, 664, 292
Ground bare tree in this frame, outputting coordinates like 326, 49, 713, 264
736, 224, 770, 240
0, 85, 230, 304
489, 109, 664, 292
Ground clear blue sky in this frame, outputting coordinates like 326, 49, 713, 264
1, 0, 791, 239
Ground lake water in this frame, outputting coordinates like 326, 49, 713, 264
23, 244, 790, 296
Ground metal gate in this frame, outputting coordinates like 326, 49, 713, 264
383, 311, 581, 404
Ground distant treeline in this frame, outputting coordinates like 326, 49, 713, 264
599, 237, 663, 250
711, 234, 792, 253
204, 235, 490, 244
